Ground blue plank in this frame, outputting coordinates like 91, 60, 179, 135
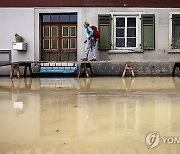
40, 69, 77, 74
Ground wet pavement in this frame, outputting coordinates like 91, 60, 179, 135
0, 77, 180, 154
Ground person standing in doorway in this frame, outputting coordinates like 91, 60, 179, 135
81, 22, 97, 61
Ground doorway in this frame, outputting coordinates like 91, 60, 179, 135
41, 14, 77, 61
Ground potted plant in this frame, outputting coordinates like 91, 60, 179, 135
15, 33, 23, 42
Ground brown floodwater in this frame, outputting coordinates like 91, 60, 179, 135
0, 77, 180, 154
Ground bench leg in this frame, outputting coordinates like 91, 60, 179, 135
78, 64, 82, 78
24, 66, 27, 77
78, 63, 90, 78
17, 67, 20, 78
89, 65, 93, 75
78, 69, 81, 78
87, 63, 93, 75
29, 66, 32, 76
10, 67, 14, 78
172, 64, 177, 77
131, 70, 135, 77
78, 64, 85, 78
24, 64, 32, 77
85, 68, 89, 77
122, 69, 126, 77
10, 64, 20, 78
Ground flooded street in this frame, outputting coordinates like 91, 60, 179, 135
0, 77, 180, 154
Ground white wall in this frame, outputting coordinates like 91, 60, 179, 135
0, 8, 34, 75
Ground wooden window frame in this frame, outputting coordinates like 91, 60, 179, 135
43, 26, 50, 37
113, 16, 139, 50
51, 39, 58, 50
70, 26, 76, 37
62, 26, 69, 37
43, 39, 50, 50
109, 12, 142, 53
70, 38, 76, 49
51, 26, 58, 37
114, 16, 138, 49
62, 39, 69, 50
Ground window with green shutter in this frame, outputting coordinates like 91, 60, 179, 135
114, 16, 137, 49
98, 14, 111, 50
172, 14, 180, 49
141, 14, 155, 50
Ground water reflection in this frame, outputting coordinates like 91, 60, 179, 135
0, 77, 180, 153
10, 78, 32, 90
122, 77, 134, 92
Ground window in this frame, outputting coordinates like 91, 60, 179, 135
70, 15, 77, 22
43, 15, 50, 22
0, 50, 11, 64
114, 16, 138, 49
60, 15, 70, 22
172, 14, 180, 49
42, 14, 77, 23
98, 13, 155, 52
51, 15, 60, 22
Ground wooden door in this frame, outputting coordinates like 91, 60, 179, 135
41, 24, 77, 61
61, 24, 77, 61
41, 25, 59, 61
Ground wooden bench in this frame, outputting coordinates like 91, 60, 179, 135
4, 60, 180, 78
122, 62, 135, 77
10, 61, 32, 78
78, 62, 94, 77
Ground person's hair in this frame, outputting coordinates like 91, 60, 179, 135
84, 21, 89, 26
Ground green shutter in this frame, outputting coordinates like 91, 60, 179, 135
172, 14, 180, 49
141, 14, 155, 50
98, 14, 111, 50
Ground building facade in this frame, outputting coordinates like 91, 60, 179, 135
0, 0, 180, 75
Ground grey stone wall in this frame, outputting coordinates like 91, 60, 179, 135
90, 62, 175, 76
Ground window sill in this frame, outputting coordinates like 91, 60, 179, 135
109, 49, 144, 54
168, 50, 180, 53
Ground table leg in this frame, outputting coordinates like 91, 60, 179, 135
131, 70, 135, 77
29, 65, 32, 76
172, 63, 177, 77
122, 69, 126, 77
88, 63, 94, 75
24, 66, 27, 77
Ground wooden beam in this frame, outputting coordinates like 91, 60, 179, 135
0, 63, 11, 67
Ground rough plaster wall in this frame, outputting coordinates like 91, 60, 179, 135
81, 7, 180, 62
0, 8, 34, 75
34, 7, 180, 62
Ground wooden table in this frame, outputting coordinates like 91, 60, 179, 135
10, 61, 32, 78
